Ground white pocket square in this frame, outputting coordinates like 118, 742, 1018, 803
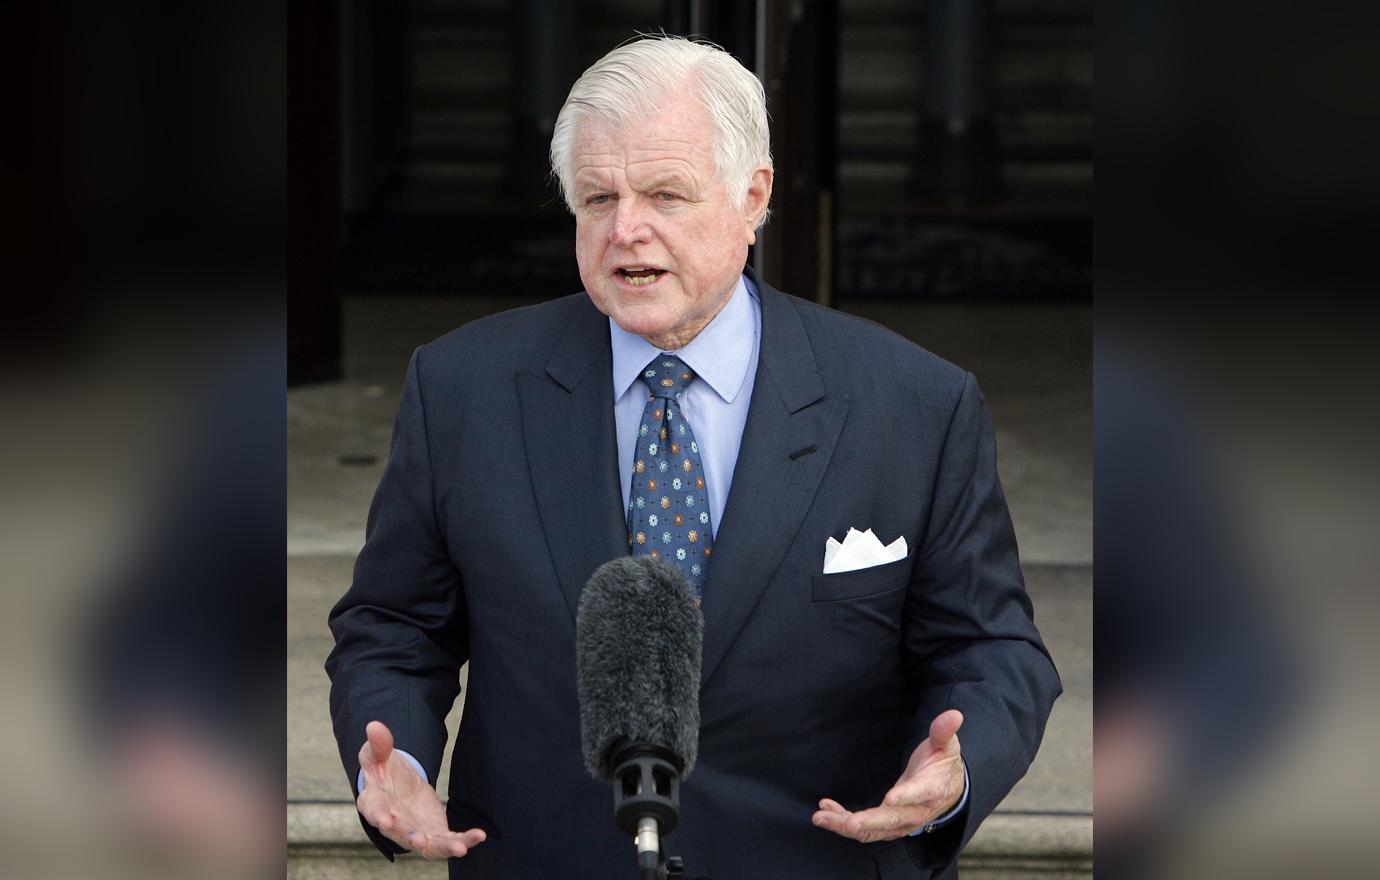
822, 527, 908, 574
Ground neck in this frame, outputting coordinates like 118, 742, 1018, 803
640, 283, 737, 351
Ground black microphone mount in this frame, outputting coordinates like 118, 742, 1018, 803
609, 740, 686, 880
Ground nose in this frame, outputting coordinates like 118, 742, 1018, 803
609, 199, 652, 247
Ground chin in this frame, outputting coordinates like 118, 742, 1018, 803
604, 294, 671, 328
613, 311, 675, 341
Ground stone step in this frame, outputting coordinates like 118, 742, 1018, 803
286, 801, 1091, 880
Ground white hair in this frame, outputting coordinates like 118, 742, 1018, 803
549, 35, 773, 224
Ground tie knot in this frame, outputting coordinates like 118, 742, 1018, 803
640, 355, 697, 400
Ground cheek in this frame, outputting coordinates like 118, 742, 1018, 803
574, 222, 594, 250
574, 227, 604, 269
680, 216, 746, 281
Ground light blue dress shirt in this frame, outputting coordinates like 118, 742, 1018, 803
610, 274, 760, 534
363, 273, 968, 834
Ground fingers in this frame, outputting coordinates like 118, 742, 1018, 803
364, 720, 394, 767
851, 804, 930, 836
405, 827, 487, 860
928, 709, 964, 748
883, 777, 946, 809
357, 790, 486, 860
814, 715, 964, 845
812, 798, 927, 843
812, 799, 856, 837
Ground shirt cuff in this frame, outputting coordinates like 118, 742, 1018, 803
908, 759, 969, 836
356, 748, 429, 794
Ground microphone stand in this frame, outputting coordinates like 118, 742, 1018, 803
609, 742, 686, 880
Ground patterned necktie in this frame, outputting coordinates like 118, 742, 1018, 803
627, 354, 713, 597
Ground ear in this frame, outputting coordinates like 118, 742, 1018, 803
742, 166, 774, 244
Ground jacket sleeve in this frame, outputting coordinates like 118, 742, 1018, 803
325, 346, 469, 860
901, 371, 1063, 870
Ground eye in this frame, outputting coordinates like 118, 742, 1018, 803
586, 194, 612, 205
656, 192, 680, 202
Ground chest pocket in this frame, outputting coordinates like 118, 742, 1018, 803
811, 551, 913, 602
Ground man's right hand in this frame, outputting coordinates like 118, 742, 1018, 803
356, 720, 487, 859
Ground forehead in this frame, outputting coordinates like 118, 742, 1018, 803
570, 94, 717, 183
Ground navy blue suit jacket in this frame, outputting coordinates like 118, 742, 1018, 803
326, 273, 1061, 879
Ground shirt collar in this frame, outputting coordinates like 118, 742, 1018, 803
610, 274, 757, 404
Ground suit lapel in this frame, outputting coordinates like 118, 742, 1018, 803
516, 301, 628, 623
700, 279, 849, 687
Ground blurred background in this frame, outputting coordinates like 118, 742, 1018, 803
288, 1, 1092, 878
291, 0, 1092, 385
5, 0, 1378, 879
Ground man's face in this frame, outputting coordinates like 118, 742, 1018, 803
571, 85, 771, 350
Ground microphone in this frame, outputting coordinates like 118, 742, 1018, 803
576, 556, 703, 880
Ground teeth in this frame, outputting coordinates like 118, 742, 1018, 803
625, 273, 658, 287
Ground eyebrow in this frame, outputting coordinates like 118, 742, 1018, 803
570, 171, 695, 197
638, 174, 693, 193
572, 177, 611, 196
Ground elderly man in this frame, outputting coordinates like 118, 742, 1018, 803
327, 36, 1059, 879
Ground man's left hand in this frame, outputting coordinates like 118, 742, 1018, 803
812, 709, 966, 843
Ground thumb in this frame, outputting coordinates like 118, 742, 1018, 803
929, 709, 964, 749
364, 720, 394, 767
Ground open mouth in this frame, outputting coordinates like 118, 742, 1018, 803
615, 267, 667, 288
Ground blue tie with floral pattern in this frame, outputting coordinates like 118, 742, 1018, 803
627, 354, 713, 597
